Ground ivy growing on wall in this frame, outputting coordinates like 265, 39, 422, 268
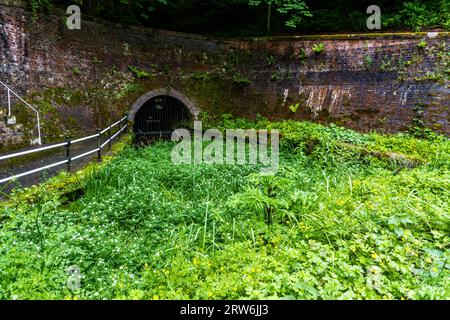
29, 0, 53, 15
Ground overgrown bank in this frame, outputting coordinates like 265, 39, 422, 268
0, 119, 448, 299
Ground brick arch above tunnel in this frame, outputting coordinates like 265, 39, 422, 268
128, 88, 200, 121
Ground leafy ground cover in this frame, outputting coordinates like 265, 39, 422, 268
0, 120, 448, 300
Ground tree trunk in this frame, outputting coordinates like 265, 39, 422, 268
267, 3, 272, 35
84, 0, 97, 16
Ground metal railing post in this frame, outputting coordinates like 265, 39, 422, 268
96, 129, 101, 162
119, 118, 123, 138
36, 111, 42, 145
0, 81, 42, 145
108, 125, 112, 152
0, 115, 126, 185
65, 137, 71, 172
7, 88, 11, 116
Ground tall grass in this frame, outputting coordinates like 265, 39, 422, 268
0, 120, 448, 300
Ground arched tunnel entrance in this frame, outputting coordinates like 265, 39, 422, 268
129, 89, 199, 144
133, 95, 191, 141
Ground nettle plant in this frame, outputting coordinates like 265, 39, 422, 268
312, 43, 325, 55
228, 173, 300, 226
417, 39, 428, 50
289, 103, 301, 113
128, 66, 150, 79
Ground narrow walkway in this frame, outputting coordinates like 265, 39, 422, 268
0, 135, 117, 197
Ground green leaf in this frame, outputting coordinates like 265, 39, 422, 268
394, 228, 404, 237
289, 103, 300, 113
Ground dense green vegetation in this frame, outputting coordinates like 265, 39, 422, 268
0, 119, 448, 299
32, 0, 450, 36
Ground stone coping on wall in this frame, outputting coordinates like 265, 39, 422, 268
223, 31, 449, 43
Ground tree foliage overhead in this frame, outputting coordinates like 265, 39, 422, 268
31, 0, 450, 36
248, 0, 312, 33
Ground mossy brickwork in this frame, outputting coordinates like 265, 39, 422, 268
0, 1, 448, 149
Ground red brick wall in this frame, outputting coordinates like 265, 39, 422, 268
225, 36, 449, 134
0, 0, 448, 138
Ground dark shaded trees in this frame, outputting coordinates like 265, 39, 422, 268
29, 0, 450, 36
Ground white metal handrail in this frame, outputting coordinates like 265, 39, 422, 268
100, 124, 128, 149
0, 142, 69, 161
0, 117, 128, 185
100, 117, 124, 135
71, 133, 100, 145
71, 148, 101, 161
0, 116, 127, 162
0, 80, 42, 145
0, 159, 70, 184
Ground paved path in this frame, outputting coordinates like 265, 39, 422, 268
0, 134, 116, 198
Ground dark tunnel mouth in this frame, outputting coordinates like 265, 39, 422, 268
133, 95, 192, 143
